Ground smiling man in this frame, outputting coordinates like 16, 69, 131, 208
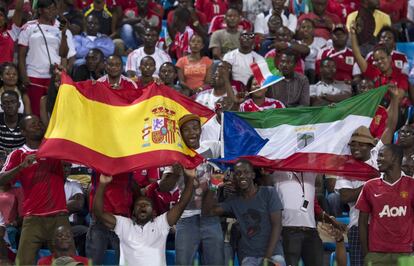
356, 144, 414, 266
93, 169, 195, 266
204, 159, 285, 266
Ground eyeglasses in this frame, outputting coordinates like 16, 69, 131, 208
241, 33, 255, 39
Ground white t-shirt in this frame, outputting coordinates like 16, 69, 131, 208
200, 116, 221, 142
304, 37, 327, 70
254, 9, 298, 35
274, 172, 317, 228
223, 49, 265, 85
243, 0, 272, 23
310, 81, 352, 97
195, 89, 227, 110
335, 140, 383, 228
125, 47, 172, 77
18, 20, 76, 78
114, 213, 171, 266
64, 180, 83, 223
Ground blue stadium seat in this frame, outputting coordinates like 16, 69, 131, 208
166, 250, 175, 266
396, 42, 414, 68
36, 249, 52, 263
336, 217, 350, 226
103, 249, 117, 266
329, 251, 351, 266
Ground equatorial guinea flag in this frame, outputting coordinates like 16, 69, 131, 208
221, 86, 389, 180
37, 73, 214, 175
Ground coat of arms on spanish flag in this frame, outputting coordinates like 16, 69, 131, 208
37, 73, 214, 175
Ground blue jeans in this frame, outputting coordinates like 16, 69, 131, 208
242, 255, 286, 266
175, 215, 224, 265
119, 24, 142, 50
85, 220, 120, 265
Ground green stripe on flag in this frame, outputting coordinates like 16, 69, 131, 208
234, 86, 388, 128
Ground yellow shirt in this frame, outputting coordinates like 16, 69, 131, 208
346, 10, 391, 36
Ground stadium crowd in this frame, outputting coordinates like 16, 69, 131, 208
0, 0, 413, 265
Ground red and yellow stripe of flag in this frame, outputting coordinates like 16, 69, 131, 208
37, 73, 214, 175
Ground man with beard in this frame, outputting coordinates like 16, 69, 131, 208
335, 86, 403, 266
93, 144, 196, 265
72, 48, 105, 81
0, 115, 69, 265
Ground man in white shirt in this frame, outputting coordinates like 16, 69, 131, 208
196, 61, 236, 110
223, 31, 264, 86
93, 166, 195, 266
254, 0, 297, 35
125, 27, 171, 78
335, 86, 402, 266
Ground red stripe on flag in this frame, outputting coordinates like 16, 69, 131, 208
60, 74, 214, 121
250, 62, 266, 85
37, 138, 204, 175
218, 153, 379, 181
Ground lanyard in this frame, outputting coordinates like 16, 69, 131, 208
292, 172, 305, 198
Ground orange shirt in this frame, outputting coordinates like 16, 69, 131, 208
176, 56, 213, 90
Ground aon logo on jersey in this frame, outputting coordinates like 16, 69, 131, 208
379, 205, 407, 218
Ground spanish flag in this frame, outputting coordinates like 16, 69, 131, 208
37, 73, 214, 175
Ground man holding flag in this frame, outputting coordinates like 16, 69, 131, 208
335, 86, 404, 266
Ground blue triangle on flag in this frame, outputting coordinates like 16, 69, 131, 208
222, 112, 269, 159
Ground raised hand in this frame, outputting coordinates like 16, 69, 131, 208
99, 174, 113, 184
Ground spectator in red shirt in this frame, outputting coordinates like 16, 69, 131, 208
208, 0, 253, 35
351, 24, 411, 108
316, 24, 355, 82
0, 183, 22, 249
298, 0, 341, 40
379, 0, 408, 24
0, 115, 69, 265
239, 75, 285, 112
264, 26, 310, 75
195, 0, 228, 23
0, 0, 23, 64
135, 56, 156, 89
167, 0, 208, 43
356, 144, 414, 265
356, 78, 389, 139
37, 225, 89, 266
353, 26, 409, 77
120, 0, 164, 50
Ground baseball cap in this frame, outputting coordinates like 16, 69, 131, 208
349, 126, 375, 146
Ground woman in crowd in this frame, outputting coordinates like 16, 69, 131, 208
176, 34, 213, 93
0, 63, 31, 114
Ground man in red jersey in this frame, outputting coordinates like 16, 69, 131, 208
0, 115, 69, 265
356, 144, 414, 266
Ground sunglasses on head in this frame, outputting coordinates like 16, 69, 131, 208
241, 33, 255, 39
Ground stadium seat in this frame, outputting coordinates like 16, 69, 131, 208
336, 217, 350, 226
329, 251, 351, 266
166, 249, 175, 266
396, 42, 414, 67
103, 249, 117, 265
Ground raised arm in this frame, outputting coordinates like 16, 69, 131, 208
12, 0, 24, 27
263, 211, 282, 261
350, 22, 367, 73
381, 86, 405, 144
0, 154, 36, 186
166, 168, 195, 226
93, 174, 116, 230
